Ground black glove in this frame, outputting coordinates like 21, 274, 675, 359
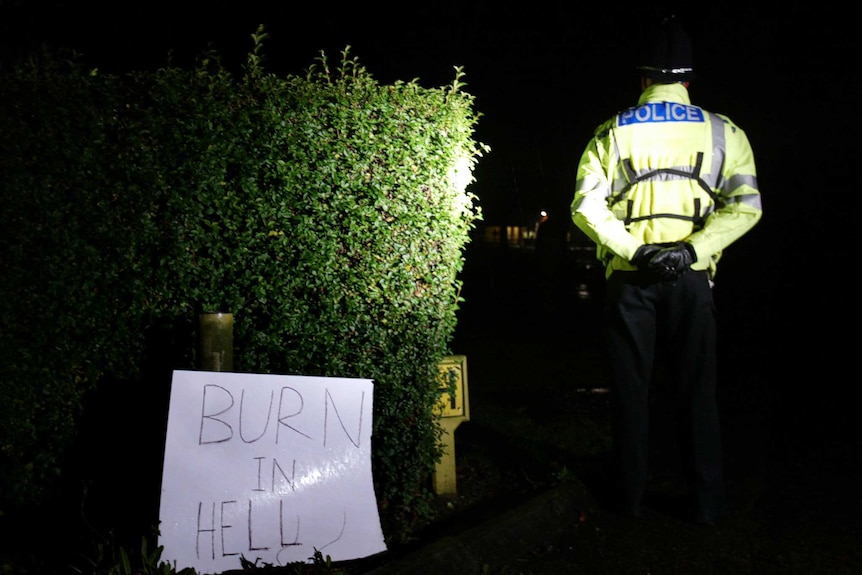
648, 242, 696, 281
631, 244, 663, 269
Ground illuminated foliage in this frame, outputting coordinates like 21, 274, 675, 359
0, 29, 486, 550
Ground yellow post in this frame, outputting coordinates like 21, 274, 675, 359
433, 355, 470, 497
199, 312, 233, 372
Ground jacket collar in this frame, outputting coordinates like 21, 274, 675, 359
637, 82, 691, 106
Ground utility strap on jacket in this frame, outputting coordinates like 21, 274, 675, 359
612, 152, 719, 228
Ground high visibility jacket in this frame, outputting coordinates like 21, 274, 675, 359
571, 82, 762, 279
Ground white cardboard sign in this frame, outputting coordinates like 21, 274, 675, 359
158, 370, 386, 574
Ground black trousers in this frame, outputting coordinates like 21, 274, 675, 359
604, 270, 723, 517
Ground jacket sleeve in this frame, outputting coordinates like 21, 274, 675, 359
686, 118, 763, 261
570, 127, 643, 263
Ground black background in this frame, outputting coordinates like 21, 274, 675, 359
2, 1, 857, 422
2, 5, 860, 570
2, 2, 854, 227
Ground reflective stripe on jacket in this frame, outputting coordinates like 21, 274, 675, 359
571, 82, 762, 279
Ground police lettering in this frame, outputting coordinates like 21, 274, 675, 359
618, 102, 704, 126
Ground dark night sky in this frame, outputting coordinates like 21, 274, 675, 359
1, 1, 860, 425
1, 2, 856, 331
4, 2, 853, 230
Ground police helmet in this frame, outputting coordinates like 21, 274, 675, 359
636, 15, 695, 82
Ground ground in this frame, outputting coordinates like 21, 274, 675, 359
381, 243, 862, 574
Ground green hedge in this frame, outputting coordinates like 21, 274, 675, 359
0, 31, 486, 542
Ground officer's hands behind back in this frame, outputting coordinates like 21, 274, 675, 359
632, 244, 663, 269
648, 242, 696, 281
632, 242, 696, 281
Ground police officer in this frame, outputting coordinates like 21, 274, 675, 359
570, 15, 762, 525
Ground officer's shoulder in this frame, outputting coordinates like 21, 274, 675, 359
710, 111, 748, 135
593, 116, 618, 138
